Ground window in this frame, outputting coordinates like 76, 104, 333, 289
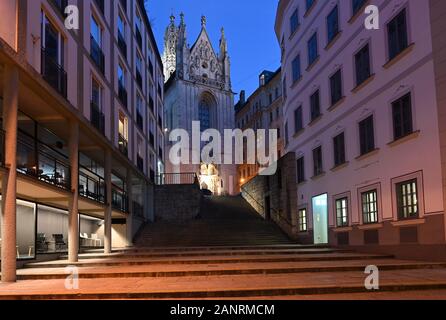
41, 12, 66, 97
359, 115, 375, 155
392, 93, 413, 140
310, 90, 321, 121
290, 9, 299, 35
297, 157, 305, 183
387, 9, 408, 61
330, 69, 343, 106
333, 132, 345, 167
294, 106, 303, 133
336, 197, 349, 227
362, 190, 378, 224
306, 0, 315, 12
90, 15, 104, 73
298, 209, 307, 232
355, 44, 371, 86
91, 78, 102, 110
396, 179, 418, 219
292, 55, 301, 83
118, 112, 128, 140
136, 53, 143, 88
327, 5, 339, 44
313, 146, 323, 176
307, 33, 318, 66
91, 15, 101, 45
199, 99, 211, 132
352, 0, 367, 16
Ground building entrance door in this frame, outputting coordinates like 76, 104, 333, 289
312, 194, 328, 244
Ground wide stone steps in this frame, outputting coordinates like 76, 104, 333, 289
3, 269, 446, 299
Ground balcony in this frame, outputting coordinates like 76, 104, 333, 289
41, 47, 67, 99
90, 36, 105, 75
79, 167, 105, 204
51, 0, 68, 16
136, 26, 143, 49
17, 132, 71, 191
136, 112, 144, 131
94, 0, 104, 14
112, 185, 129, 213
90, 101, 105, 135
118, 133, 128, 157
118, 31, 127, 59
118, 83, 128, 108
136, 70, 143, 89
137, 155, 144, 172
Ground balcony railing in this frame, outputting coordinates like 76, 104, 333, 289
17, 132, 71, 191
118, 133, 128, 157
136, 26, 143, 49
94, 0, 104, 14
156, 173, 198, 186
112, 185, 129, 213
136, 112, 144, 131
79, 167, 105, 204
41, 47, 67, 99
137, 155, 144, 172
118, 31, 127, 59
90, 101, 105, 135
90, 36, 105, 74
118, 83, 128, 108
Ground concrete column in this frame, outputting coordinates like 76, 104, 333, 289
126, 168, 133, 247
67, 122, 79, 263
104, 149, 112, 254
1, 65, 19, 283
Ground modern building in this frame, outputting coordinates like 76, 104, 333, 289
275, 0, 446, 253
0, 0, 165, 282
235, 69, 284, 191
162, 14, 236, 195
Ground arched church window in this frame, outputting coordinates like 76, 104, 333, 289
199, 99, 211, 132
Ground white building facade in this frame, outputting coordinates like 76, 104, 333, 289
276, 0, 446, 253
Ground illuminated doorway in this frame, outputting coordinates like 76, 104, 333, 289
312, 193, 328, 244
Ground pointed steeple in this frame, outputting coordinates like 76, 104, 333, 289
219, 27, 227, 56
201, 15, 207, 28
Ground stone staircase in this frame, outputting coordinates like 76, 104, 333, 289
135, 196, 293, 247
0, 245, 446, 299
2, 196, 446, 299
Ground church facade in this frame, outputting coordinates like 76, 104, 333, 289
162, 14, 236, 195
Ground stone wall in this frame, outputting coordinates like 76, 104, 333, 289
154, 183, 202, 222
241, 152, 306, 241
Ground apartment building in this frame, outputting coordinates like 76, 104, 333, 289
0, 0, 165, 282
275, 0, 446, 254
235, 69, 284, 191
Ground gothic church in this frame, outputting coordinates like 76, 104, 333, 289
162, 14, 236, 195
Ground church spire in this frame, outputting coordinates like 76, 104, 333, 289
201, 15, 207, 28
219, 27, 227, 55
